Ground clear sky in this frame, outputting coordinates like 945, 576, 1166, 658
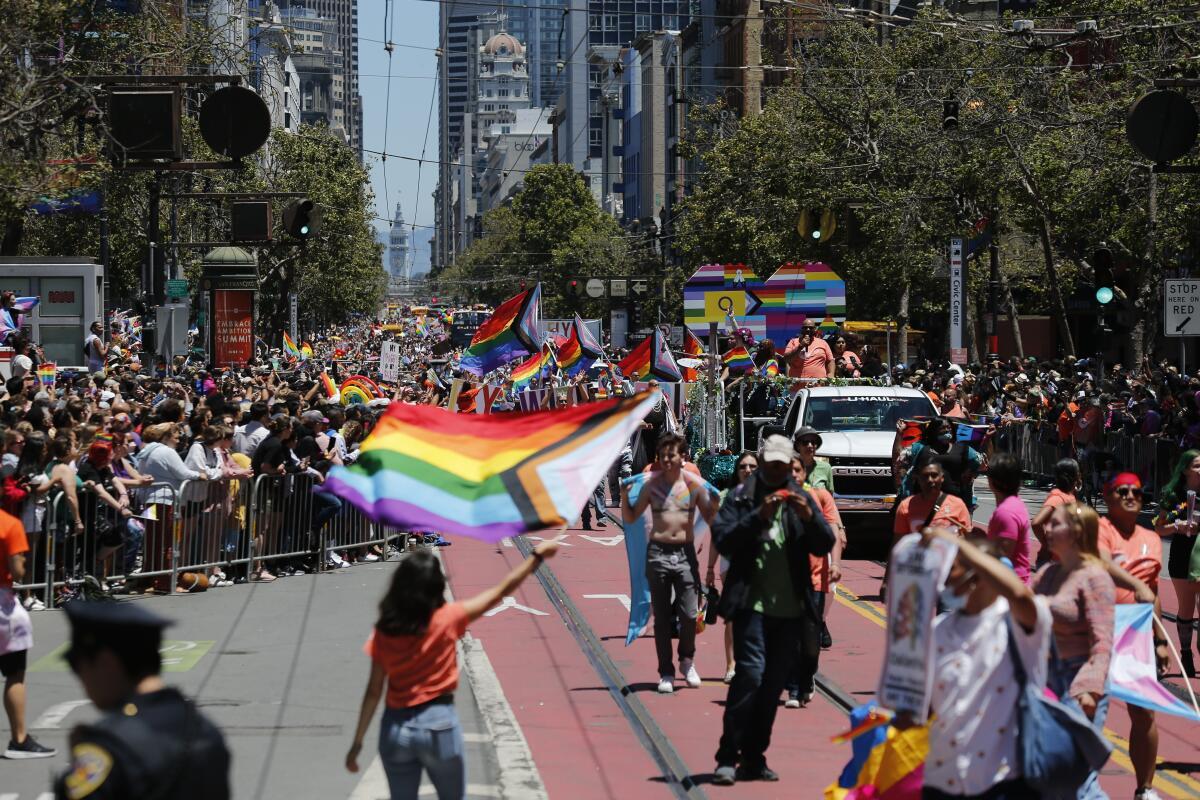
360, 0, 439, 274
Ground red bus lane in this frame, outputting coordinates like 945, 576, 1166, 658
439, 534, 665, 799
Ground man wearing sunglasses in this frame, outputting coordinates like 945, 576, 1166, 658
54, 602, 230, 799
1098, 472, 1168, 800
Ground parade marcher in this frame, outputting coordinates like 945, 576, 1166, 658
706, 450, 758, 684
783, 455, 842, 708
55, 602, 230, 798
986, 453, 1034, 584
1032, 458, 1082, 566
346, 542, 560, 800
1, 507, 54, 759
1154, 449, 1200, 677
1099, 473, 1167, 800
622, 432, 716, 694
792, 427, 840, 648
893, 461, 972, 540
893, 417, 984, 512
1032, 502, 1115, 800
83, 321, 107, 376
710, 435, 834, 785
914, 530, 1052, 800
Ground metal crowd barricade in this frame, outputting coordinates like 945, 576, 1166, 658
246, 473, 319, 572
322, 497, 407, 567
171, 475, 255, 582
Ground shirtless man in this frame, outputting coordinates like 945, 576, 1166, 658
622, 432, 716, 693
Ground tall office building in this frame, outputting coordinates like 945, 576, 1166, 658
555, 0, 689, 211
280, 0, 362, 156
389, 203, 412, 280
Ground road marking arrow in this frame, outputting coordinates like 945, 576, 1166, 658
583, 593, 632, 611
577, 535, 624, 547
1178, 316, 1192, 333
483, 596, 549, 617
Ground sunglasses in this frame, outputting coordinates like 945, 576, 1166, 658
796, 439, 821, 447
1113, 486, 1143, 499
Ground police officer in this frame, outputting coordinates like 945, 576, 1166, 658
54, 602, 230, 800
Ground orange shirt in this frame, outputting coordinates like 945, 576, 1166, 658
808, 486, 841, 592
785, 337, 834, 379
1098, 518, 1161, 604
1056, 403, 1078, 442
1041, 488, 1075, 513
893, 492, 972, 538
365, 601, 470, 709
0, 509, 29, 588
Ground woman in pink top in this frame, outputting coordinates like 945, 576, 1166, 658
1031, 458, 1081, 565
985, 453, 1033, 583
1033, 502, 1114, 800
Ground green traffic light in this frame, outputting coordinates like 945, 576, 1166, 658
811, 230, 821, 240
300, 224, 309, 235
1095, 286, 1114, 304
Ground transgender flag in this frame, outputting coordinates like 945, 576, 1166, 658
1108, 604, 1200, 722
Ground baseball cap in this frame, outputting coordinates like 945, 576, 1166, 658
759, 434, 796, 464
792, 427, 824, 447
301, 410, 329, 424
100, 390, 115, 402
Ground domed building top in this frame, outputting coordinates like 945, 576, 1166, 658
483, 31, 523, 56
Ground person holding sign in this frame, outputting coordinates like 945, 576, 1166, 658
914, 531, 1052, 799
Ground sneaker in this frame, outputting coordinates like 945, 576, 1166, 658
363, 553, 381, 563
801, 691, 814, 707
657, 676, 674, 694
594, 519, 607, 528
821, 623, 833, 650
712, 764, 736, 786
1135, 790, 1164, 800
211, 578, 234, 588
5, 734, 56, 759
735, 764, 779, 782
22, 596, 45, 612
784, 697, 801, 709
723, 667, 736, 684
681, 660, 702, 688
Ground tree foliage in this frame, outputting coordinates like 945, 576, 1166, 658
676, 0, 1200, 361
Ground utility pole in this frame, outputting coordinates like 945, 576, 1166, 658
987, 208, 1000, 361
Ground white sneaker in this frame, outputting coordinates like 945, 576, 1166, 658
1135, 790, 1164, 800
784, 697, 801, 709
680, 659, 702, 688
723, 667, 736, 684
363, 553, 381, 562
22, 596, 45, 612
657, 676, 674, 694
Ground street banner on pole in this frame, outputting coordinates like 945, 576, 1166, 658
949, 238, 966, 364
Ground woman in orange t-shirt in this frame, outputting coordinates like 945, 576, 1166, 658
1031, 458, 1081, 564
346, 541, 559, 799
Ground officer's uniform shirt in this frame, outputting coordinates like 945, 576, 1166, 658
55, 687, 230, 800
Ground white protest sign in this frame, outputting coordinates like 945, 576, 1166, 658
878, 533, 957, 723
380, 341, 402, 382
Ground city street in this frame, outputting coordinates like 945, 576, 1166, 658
7, 484, 1200, 799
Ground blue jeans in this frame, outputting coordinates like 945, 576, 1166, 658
715, 610, 811, 769
1046, 653, 1109, 800
379, 701, 465, 800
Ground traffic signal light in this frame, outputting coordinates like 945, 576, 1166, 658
1092, 247, 1115, 305
282, 199, 322, 240
942, 100, 960, 130
630, 302, 644, 331
566, 278, 581, 297
797, 208, 837, 243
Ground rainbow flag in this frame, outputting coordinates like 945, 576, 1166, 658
461, 285, 542, 376
322, 392, 660, 541
282, 332, 301, 358
511, 342, 557, 390
825, 703, 926, 800
37, 362, 56, 390
722, 345, 754, 372
617, 330, 681, 382
319, 371, 340, 403
300, 341, 314, 360
415, 317, 428, 337
681, 328, 705, 381
761, 358, 780, 377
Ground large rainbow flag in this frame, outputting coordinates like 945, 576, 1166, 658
460, 285, 542, 376
282, 332, 302, 359
557, 315, 600, 377
617, 330, 681, 382
322, 392, 660, 541
681, 327, 705, 381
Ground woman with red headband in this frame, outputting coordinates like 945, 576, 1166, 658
1100, 472, 1167, 800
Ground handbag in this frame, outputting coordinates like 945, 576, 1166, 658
1005, 618, 1112, 793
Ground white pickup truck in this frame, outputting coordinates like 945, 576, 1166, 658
776, 386, 938, 553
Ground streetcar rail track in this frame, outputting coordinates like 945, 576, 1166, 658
513, 527, 707, 800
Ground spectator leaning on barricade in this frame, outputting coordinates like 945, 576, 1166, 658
136, 423, 213, 594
